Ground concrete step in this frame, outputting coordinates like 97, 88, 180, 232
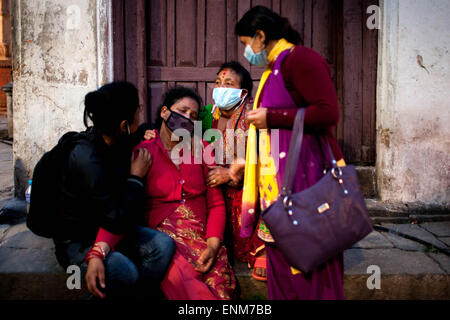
236, 224, 450, 300
366, 199, 450, 218
1, 222, 450, 300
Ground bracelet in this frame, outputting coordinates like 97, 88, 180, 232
92, 243, 106, 259
84, 243, 107, 264
85, 250, 104, 264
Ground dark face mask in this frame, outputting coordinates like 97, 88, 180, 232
164, 109, 195, 136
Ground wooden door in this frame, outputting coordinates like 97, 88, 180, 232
113, 0, 378, 164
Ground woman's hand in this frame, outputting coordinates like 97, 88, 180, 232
246, 108, 268, 129
195, 237, 220, 274
144, 129, 156, 140
85, 257, 106, 299
85, 242, 110, 299
131, 148, 152, 178
228, 163, 244, 186
207, 166, 231, 188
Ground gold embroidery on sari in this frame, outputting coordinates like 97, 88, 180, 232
157, 204, 236, 299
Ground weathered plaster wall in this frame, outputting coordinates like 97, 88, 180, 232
11, 0, 112, 197
377, 0, 450, 206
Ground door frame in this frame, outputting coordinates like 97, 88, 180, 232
111, 0, 378, 165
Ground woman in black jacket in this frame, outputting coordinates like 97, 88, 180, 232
54, 82, 174, 299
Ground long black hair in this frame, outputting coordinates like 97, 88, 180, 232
235, 6, 302, 45
83, 81, 139, 136
155, 86, 203, 130
218, 61, 253, 97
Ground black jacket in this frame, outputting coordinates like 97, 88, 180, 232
56, 124, 150, 246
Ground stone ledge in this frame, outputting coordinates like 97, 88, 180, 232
237, 273, 450, 300
2, 266, 449, 300
1, 223, 449, 300
0, 273, 89, 300
366, 199, 450, 218
343, 274, 450, 300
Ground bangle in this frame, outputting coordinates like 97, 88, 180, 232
92, 243, 106, 259
84, 242, 107, 264
85, 250, 104, 264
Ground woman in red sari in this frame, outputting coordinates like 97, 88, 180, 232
137, 87, 236, 300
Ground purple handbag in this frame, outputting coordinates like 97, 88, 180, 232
261, 109, 373, 273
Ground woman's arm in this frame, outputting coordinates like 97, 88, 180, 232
194, 161, 227, 273
81, 146, 152, 298
204, 176, 226, 241
73, 148, 146, 235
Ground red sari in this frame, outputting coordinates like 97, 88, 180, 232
211, 99, 265, 267
136, 133, 236, 300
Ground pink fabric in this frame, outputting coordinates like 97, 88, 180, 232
161, 251, 217, 300
157, 204, 236, 300
260, 48, 345, 299
95, 228, 123, 251
281, 45, 343, 160
266, 245, 344, 300
136, 132, 236, 300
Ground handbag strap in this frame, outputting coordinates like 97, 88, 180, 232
280, 109, 338, 197
280, 109, 305, 196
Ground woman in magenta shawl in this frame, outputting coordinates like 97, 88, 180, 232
236, 6, 346, 300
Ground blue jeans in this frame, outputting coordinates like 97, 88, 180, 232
54, 225, 175, 299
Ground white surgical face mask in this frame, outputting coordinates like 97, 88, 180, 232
243, 37, 268, 66
213, 87, 247, 110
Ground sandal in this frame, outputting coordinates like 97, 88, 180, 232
252, 256, 267, 282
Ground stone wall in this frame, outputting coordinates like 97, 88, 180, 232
10, 0, 112, 198
376, 0, 450, 208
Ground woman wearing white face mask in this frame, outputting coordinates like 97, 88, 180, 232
196, 61, 266, 283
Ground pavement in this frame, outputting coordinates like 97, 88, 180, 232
0, 141, 449, 300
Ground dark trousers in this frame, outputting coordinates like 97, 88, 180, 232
54, 225, 175, 299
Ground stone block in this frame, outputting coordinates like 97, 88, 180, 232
420, 222, 450, 237
344, 274, 450, 300
344, 248, 444, 275
438, 237, 450, 247
381, 232, 426, 252
0, 273, 89, 300
428, 253, 450, 274
0, 247, 63, 273
381, 223, 447, 249
0, 222, 55, 250
352, 231, 394, 249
